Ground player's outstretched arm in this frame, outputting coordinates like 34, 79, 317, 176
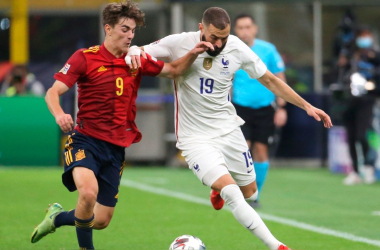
45, 80, 74, 133
258, 70, 333, 128
156, 42, 214, 79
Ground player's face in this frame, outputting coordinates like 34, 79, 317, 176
234, 17, 257, 45
200, 23, 230, 57
106, 18, 136, 54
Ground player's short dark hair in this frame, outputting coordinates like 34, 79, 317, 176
234, 14, 255, 26
102, 1, 145, 28
202, 7, 230, 30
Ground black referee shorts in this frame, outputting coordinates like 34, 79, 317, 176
233, 102, 275, 145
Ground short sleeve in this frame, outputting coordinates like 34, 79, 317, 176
54, 50, 87, 88
143, 34, 183, 61
268, 48, 285, 74
239, 41, 267, 79
141, 53, 165, 77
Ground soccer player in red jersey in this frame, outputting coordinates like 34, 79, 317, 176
30, 1, 213, 249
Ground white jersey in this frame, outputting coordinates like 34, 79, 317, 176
144, 31, 267, 146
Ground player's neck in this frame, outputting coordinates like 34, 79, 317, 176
103, 40, 124, 58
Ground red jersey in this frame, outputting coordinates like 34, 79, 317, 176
54, 44, 164, 147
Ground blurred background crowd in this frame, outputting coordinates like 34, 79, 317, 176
1, 0, 380, 185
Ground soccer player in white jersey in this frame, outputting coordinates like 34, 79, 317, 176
128, 7, 332, 250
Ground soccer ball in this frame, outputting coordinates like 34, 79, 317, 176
169, 235, 206, 250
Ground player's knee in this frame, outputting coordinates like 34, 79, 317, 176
220, 184, 244, 206
78, 188, 98, 207
95, 218, 111, 230
245, 190, 258, 202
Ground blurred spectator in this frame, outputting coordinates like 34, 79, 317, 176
0, 64, 45, 97
338, 26, 380, 185
333, 10, 356, 59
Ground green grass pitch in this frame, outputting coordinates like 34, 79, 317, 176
0, 166, 379, 250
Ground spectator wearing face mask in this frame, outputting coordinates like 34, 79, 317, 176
338, 26, 380, 185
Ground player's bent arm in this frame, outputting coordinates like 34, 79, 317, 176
157, 41, 214, 79
258, 70, 333, 128
45, 80, 74, 132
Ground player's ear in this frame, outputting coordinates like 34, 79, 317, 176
104, 24, 112, 36
199, 23, 203, 32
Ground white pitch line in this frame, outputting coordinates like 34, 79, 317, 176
372, 211, 380, 216
121, 179, 380, 248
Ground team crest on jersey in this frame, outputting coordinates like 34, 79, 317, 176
221, 56, 230, 75
75, 149, 86, 161
129, 68, 138, 77
203, 58, 213, 70
222, 57, 229, 68
59, 63, 71, 75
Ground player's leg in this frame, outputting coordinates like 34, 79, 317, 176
210, 112, 255, 210
92, 146, 125, 229
31, 132, 98, 244
93, 202, 115, 229
239, 180, 258, 201
205, 168, 287, 250
181, 138, 288, 249
72, 166, 98, 250
217, 128, 288, 249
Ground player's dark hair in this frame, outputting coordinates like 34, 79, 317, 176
202, 7, 230, 30
234, 14, 255, 26
102, 1, 145, 28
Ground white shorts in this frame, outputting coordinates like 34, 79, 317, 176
179, 127, 256, 187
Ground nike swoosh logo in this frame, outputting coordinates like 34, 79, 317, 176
247, 169, 253, 173
49, 212, 59, 219
246, 221, 254, 229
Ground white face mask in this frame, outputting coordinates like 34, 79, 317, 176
356, 36, 373, 49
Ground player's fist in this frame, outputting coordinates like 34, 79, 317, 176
55, 113, 74, 133
192, 42, 214, 55
125, 46, 146, 69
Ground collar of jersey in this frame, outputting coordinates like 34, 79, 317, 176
100, 43, 127, 61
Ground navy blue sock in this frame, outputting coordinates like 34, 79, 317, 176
54, 209, 75, 228
75, 215, 95, 250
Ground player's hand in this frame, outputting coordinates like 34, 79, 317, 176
306, 106, 333, 128
274, 108, 287, 127
55, 113, 74, 133
125, 46, 146, 69
191, 42, 214, 55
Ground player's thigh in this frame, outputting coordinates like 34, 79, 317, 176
72, 167, 98, 196
180, 142, 229, 187
220, 128, 256, 187
93, 202, 115, 229
63, 131, 101, 193
96, 145, 125, 208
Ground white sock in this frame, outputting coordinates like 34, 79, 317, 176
245, 190, 258, 202
220, 184, 282, 249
